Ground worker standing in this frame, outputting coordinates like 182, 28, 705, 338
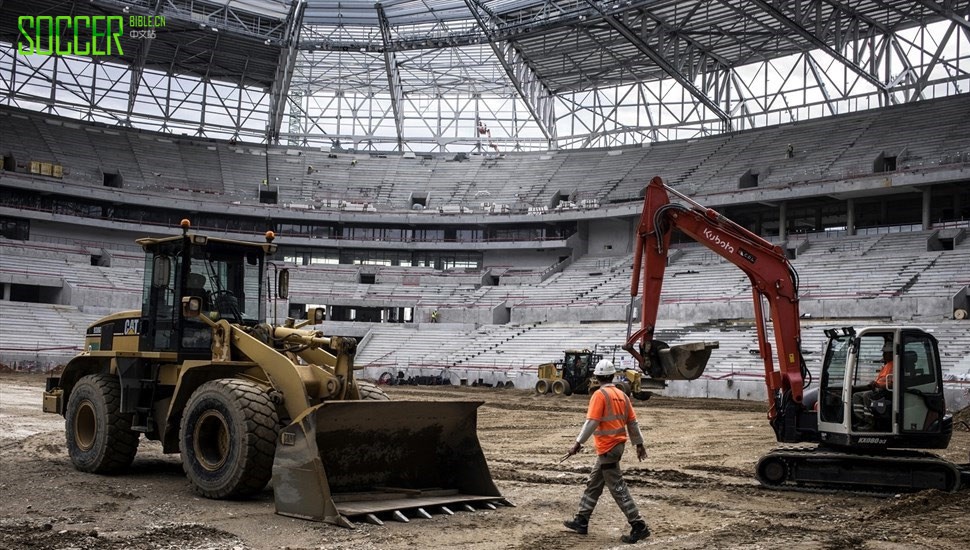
563, 359, 650, 544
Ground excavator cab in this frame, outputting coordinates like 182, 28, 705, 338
817, 327, 952, 450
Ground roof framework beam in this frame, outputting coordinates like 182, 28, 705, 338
912, 0, 970, 31
463, 0, 556, 146
127, 0, 165, 125
376, 2, 406, 151
910, 20, 958, 101
747, 0, 889, 101
582, 0, 732, 130
267, 0, 307, 143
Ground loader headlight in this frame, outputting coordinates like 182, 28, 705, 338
181, 296, 202, 318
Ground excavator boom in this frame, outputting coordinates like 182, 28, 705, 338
628, 177, 807, 432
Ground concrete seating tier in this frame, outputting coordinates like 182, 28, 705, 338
355, 319, 969, 388
0, 301, 100, 356
6, 93, 969, 214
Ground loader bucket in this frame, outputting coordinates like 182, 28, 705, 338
657, 341, 719, 380
272, 400, 508, 527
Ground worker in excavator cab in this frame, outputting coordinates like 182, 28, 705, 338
562, 359, 650, 544
852, 340, 894, 431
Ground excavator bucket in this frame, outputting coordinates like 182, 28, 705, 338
272, 400, 508, 527
656, 341, 720, 380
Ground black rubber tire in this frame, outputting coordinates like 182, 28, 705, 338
357, 379, 390, 400
180, 379, 278, 499
65, 373, 140, 474
552, 379, 571, 396
535, 379, 551, 394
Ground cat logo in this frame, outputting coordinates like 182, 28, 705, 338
123, 318, 140, 335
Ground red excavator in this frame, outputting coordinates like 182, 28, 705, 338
624, 176, 969, 493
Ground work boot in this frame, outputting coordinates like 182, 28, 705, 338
621, 520, 650, 544
563, 516, 588, 535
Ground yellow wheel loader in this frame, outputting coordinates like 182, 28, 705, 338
42, 221, 507, 527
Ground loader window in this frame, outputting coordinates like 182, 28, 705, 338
141, 244, 182, 352
190, 244, 264, 324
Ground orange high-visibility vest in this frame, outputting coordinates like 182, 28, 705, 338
587, 385, 636, 455
875, 360, 893, 389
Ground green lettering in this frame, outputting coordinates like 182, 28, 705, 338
108, 16, 123, 55
91, 16, 105, 56
36, 16, 53, 55
55, 16, 73, 55
17, 16, 35, 55
74, 16, 90, 56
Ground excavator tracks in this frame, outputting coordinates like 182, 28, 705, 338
756, 446, 966, 495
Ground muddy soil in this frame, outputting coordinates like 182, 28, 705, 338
2, 373, 968, 550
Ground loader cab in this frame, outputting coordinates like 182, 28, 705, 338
816, 327, 952, 450
138, 232, 272, 358
562, 350, 602, 394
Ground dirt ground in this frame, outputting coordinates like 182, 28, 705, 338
2, 373, 969, 550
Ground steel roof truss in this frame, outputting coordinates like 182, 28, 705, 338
376, 3, 406, 150
584, 0, 731, 129
748, 0, 888, 102
464, 0, 555, 145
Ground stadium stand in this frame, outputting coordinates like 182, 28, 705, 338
2, 94, 968, 404
4, 92, 970, 213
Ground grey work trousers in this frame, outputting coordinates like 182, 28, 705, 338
575, 442, 643, 525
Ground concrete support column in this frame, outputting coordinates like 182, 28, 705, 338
922, 188, 932, 230
778, 202, 787, 241
2, 283, 10, 301
846, 198, 856, 236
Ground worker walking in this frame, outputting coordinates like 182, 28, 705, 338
563, 359, 650, 544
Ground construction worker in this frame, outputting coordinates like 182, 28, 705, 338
430, 309, 439, 323
563, 359, 649, 544
852, 341, 894, 430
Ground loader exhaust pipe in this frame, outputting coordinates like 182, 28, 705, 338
272, 400, 507, 527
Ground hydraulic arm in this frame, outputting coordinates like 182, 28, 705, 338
626, 177, 810, 440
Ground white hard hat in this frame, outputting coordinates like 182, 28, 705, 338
593, 359, 615, 376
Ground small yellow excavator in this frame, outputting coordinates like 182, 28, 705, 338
42, 221, 507, 527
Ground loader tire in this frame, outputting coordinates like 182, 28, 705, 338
180, 379, 278, 499
357, 379, 390, 400
535, 379, 551, 394
65, 373, 140, 474
551, 379, 571, 396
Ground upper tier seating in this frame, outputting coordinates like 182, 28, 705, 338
4, 93, 969, 213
